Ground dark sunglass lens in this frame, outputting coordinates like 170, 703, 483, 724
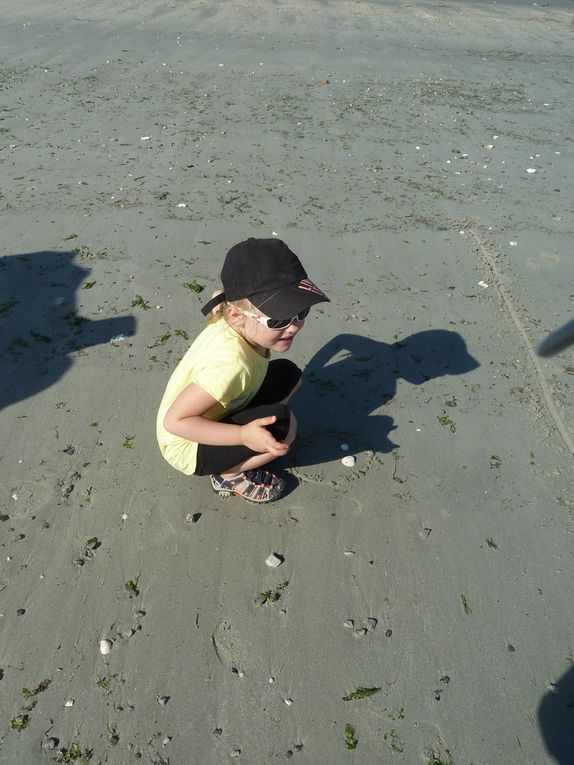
298, 307, 310, 320
267, 318, 290, 330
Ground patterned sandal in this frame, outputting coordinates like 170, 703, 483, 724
210, 469, 285, 503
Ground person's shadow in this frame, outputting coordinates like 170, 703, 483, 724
290, 330, 479, 466
0, 251, 136, 411
538, 664, 574, 764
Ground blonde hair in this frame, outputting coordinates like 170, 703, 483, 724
206, 296, 253, 331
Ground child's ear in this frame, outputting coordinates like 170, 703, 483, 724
225, 303, 242, 320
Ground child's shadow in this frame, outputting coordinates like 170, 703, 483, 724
0, 251, 136, 412
538, 664, 574, 764
291, 330, 479, 467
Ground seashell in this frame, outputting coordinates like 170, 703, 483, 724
64, 699, 75, 707
284, 698, 294, 706
99, 638, 113, 655
341, 455, 356, 468
526, 168, 537, 174
265, 553, 283, 568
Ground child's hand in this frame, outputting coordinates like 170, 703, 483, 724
239, 416, 289, 456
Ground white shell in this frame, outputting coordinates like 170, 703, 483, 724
265, 553, 283, 568
526, 168, 537, 174
284, 697, 294, 706
64, 699, 75, 707
99, 639, 113, 655
341, 455, 356, 468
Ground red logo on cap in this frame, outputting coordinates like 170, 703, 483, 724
297, 279, 326, 298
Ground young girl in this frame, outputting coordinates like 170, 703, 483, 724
156, 238, 329, 503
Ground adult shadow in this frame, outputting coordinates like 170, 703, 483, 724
291, 330, 479, 467
0, 251, 136, 412
538, 664, 574, 765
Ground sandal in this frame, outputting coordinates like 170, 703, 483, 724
210, 469, 285, 503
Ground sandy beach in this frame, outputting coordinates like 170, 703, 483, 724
1, 0, 574, 762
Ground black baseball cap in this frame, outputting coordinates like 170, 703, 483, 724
201, 238, 329, 319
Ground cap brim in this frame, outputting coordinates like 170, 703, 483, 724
251, 279, 329, 319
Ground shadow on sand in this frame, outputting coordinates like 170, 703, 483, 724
291, 330, 479, 467
0, 251, 136, 412
538, 664, 574, 765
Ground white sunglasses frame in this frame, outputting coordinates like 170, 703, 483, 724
233, 306, 310, 330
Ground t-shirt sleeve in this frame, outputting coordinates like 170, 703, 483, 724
192, 355, 249, 409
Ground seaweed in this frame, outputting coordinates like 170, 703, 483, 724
342, 687, 381, 701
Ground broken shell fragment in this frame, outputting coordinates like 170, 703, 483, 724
265, 553, 284, 568
99, 639, 113, 655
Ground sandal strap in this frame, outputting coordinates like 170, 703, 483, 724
211, 470, 284, 502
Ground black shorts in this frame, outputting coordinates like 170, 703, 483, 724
194, 358, 302, 476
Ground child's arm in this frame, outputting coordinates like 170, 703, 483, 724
163, 383, 289, 457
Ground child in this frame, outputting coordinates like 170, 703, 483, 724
156, 238, 329, 503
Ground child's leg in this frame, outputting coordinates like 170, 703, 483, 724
248, 359, 302, 407
221, 410, 297, 477
194, 403, 295, 477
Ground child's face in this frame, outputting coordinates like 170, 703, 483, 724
232, 304, 305, 355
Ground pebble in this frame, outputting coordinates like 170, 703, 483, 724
344, 619, 354, 628
353, 628, 368, 638
122, 513, 129, 520
265, 553, 284, 568
64, 699, 75, 707
341, 455, 356, 468
42, 738, 59, 750
16, 608, 26, 616
238, 670, 245, 678
268, 676, 275, 684
366, 617, 378, 630
213, 728, 223, 737
157, 696, 170, 706
99, 639, 113, 655
385, 628, 393, 637
231, 749, 241, 758
284, 698, 294, 706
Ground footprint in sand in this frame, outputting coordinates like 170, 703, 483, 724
212, 621, 242, 671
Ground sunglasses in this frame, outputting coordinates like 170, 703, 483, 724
235, 306, 310, 330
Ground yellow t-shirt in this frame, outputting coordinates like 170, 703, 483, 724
156, 319, 269, 475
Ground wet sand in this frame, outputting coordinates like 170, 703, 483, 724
1, 1, 573, 763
